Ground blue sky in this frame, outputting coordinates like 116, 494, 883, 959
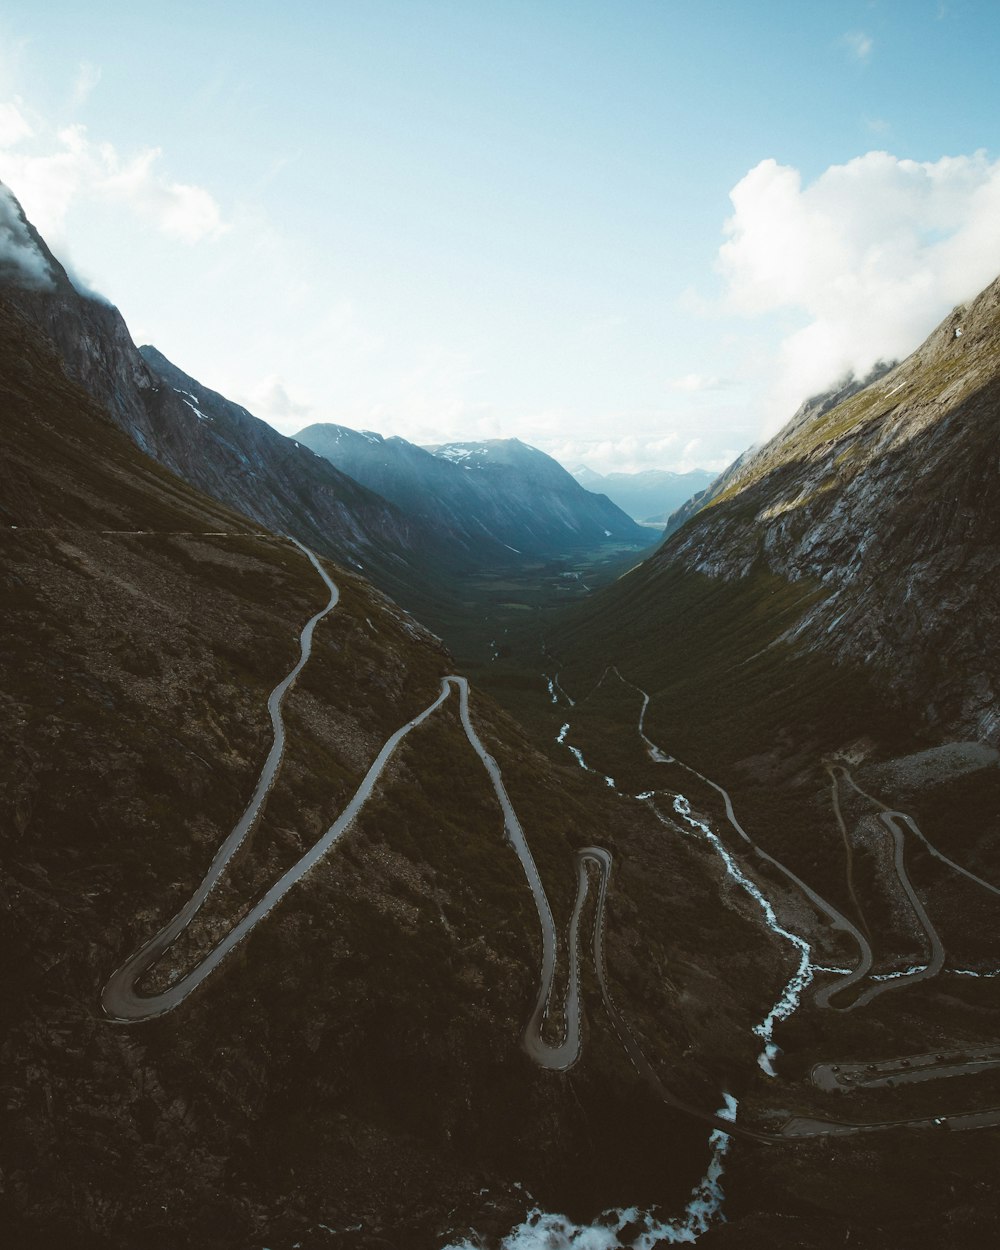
2, 1, 999, 472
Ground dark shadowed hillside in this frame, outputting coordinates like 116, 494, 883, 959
0, 272, 786, 1246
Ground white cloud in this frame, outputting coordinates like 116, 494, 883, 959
0, 181, 54, 288
718, 149, 1000, 432
231, 374, 314, 426
544, 433, 675, 474
0, 99, 31, 147
100, 146, 226, 242
0, 108, 226, 248
843, 30, 873, 63
363, 345, 489, 439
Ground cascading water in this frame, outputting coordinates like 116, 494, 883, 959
671, 795, 814, 1077
441, 1095, 740, 1250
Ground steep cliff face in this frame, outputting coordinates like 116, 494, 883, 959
133, 347, 442, 584
639, 289, 1000, 744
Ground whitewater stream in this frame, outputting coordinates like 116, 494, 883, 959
551, 678, 823, 1080
443, 1094, 739, 1250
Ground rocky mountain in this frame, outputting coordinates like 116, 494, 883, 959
570, 464, 605, 489
297, 425, 652, 559
572, 465, 715, 523
662, 363, 895, 537
648, 311, 996, 745
0, 183, 440, 609
550, 279, 1000, 798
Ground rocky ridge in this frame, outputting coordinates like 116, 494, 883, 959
650, 290, 1000, 743
0, 182, 434, 601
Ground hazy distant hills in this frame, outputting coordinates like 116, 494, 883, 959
572, 465, 715, 523
297, 424, 652, 558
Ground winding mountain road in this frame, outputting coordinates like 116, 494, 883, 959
101, 540, 780, 1143
837, 764, 1000, 899
103, 536, 342, 1020
826, 763, 999, 1006
827, 762, 872, 943
551, 664, 1000, 1138
813, 1047, 1000, 1092
103, 540, 999, 1144
103, 541, 604, 1080
603, 668, 874, 1010
848, 808, 946, 1006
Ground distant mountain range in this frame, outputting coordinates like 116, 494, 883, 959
571, 465, 715, 523
297, 424, 649, 559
